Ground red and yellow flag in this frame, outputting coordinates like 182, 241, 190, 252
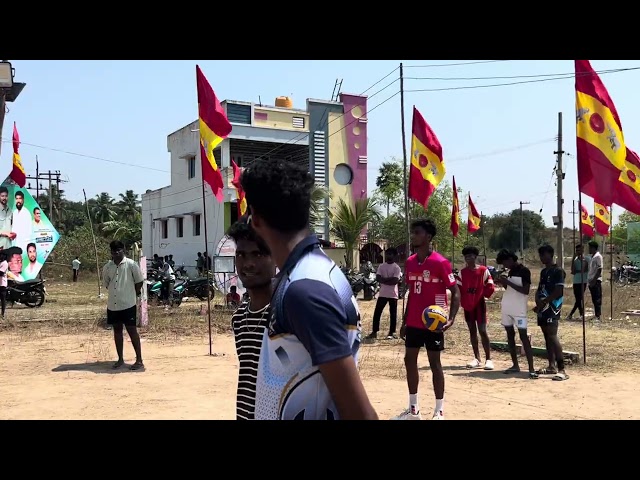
594, 202, 610, 236
467, 193, 481, 233
580, 203, 595, 238
450, 176, 460, 237
575, 59, 625, 207
10, 122, 26, 187
408, 106, 445, 209
196, 65, 232, 202
231, 159, 247, 216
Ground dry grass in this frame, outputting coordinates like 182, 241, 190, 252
356, 282, 640, 378
0, 280, 233, 345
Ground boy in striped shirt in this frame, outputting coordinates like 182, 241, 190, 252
228, 217, 276, 420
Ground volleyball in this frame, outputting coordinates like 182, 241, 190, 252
422, 305, 448, 332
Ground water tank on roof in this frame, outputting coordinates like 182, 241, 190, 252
275, 96, 293, 108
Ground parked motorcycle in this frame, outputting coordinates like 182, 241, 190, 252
7, 279, 46, 308
340, 266, 365, 297
613, 260, 640, 285
361, 261, 379, 301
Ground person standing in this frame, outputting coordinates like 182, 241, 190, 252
0, 186, 16, 250
458, 246, 495, 370
495, 249, 537, 379
587, 240, 603, 322
72, 256, 81, 282
102, 240, 145, 371
241, 158, 377, 420
394, 219, 461, 421
227, 217, 276, 420
0, 252, 8, 320
534, 244, 569, 381
367, 247, 402, 340
11, 190, 32, 252
567, 244, 588, 320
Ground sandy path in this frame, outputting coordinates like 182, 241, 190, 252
1, 332, 638, 420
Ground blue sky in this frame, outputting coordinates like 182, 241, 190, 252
3, 59, 640, 226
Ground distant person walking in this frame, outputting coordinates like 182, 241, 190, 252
567, 244, 588, 320
72, 256, 81, 282
587, 240, 603, 322
103, 240, 145, 371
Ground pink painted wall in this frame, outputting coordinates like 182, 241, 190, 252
339, 93, 368, 199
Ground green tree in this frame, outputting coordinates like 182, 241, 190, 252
487, 209, 547, 253
375, 159, 403, 217
91, 192, 117, 224
611, 211, 640, 250
329, 197, 381, 269
309, 184, 330, 232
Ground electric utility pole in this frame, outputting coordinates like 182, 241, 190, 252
554, 112, 565, 269
569, 200, 579, 249
520, 200, 530, 263
25, 169, 66, 226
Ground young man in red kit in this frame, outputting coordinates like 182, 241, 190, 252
394, 219, 461, 421
457, 246, 495, 370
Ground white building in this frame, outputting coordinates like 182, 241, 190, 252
142, 93, 369, 276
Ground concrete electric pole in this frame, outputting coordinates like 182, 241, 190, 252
520, 200, 530, 263
554, 112, 565, 269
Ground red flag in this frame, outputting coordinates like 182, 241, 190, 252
450, 176, 460, 237
580, 203, 595, 238
594, 202, 610, 236
467, 193, 481, 233
10, 122, 26, 187
408, 107, 445, 209
231, 159, 247, 216
196, 65, 232, 202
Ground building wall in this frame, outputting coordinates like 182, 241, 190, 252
327, 111, 353, 208
339, 93, 368, 201
253, 106, 309, 131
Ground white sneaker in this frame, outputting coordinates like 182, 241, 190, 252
466, 358, 481, 369
484, 359, 495, 370
432, 410, 444, 420
391, 408, 422, 420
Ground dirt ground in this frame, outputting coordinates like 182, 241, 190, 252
1, 278, 639, 420
1, 330, 639, 420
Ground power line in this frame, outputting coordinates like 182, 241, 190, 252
405, 66, 640, 93
405, 66, 640, 81
403, 60, 511, 68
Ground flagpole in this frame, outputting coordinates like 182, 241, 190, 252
201, 174, 214, 356
578, 195, 587, 365
399, 63, 410, 314
83, 189, 101, 298
481, 211, 487, 258
610, 205, 614, 323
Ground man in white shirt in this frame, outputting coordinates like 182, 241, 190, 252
23, 243, 43, 281
495, 249, 538, 379
11, 190, 32, 252
587, 240, 603, 322
72, 257, 81, 282
102, 240, 145, 370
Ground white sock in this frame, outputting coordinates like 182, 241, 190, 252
409, 393, 419, 413
435, 398, 444, 413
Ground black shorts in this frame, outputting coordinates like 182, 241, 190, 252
405, 326, 444, 352
107, 306, 137, 327
537, 315, 559, 328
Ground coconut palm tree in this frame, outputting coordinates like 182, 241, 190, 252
329, 197, 381, 269
309, 184, 330, 231
117, 190, 141, 222
91, 192, 117, 224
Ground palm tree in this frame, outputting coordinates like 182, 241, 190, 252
102, 220, 142, 248
309, 184, 330, 231
117, 190, 141, 222
329, 197, 380, 269
91, 192, 117, 224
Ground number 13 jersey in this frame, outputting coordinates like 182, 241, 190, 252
405, 251, 456, 330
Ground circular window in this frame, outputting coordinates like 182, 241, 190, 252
334, 163, 354, 185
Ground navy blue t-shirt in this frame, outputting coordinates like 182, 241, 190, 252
253, 235, 362, 420
537, 265, 566, 320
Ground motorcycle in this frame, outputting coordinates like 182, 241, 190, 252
7, 279, 46, 308
613, 260, 640, 285
340, 266, 365, 297
361, 261, 379, 301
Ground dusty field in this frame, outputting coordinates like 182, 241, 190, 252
1, 279, 639, 420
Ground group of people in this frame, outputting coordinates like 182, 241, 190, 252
99, 157, 584, 419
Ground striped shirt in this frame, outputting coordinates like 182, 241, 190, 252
232, 301, 270, 420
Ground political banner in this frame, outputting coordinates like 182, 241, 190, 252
0, 181, 61, 281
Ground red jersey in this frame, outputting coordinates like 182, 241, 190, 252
456, 265, 495, 312
405, 251, 456, 329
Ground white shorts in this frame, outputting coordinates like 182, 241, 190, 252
501, 313, 528, 330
